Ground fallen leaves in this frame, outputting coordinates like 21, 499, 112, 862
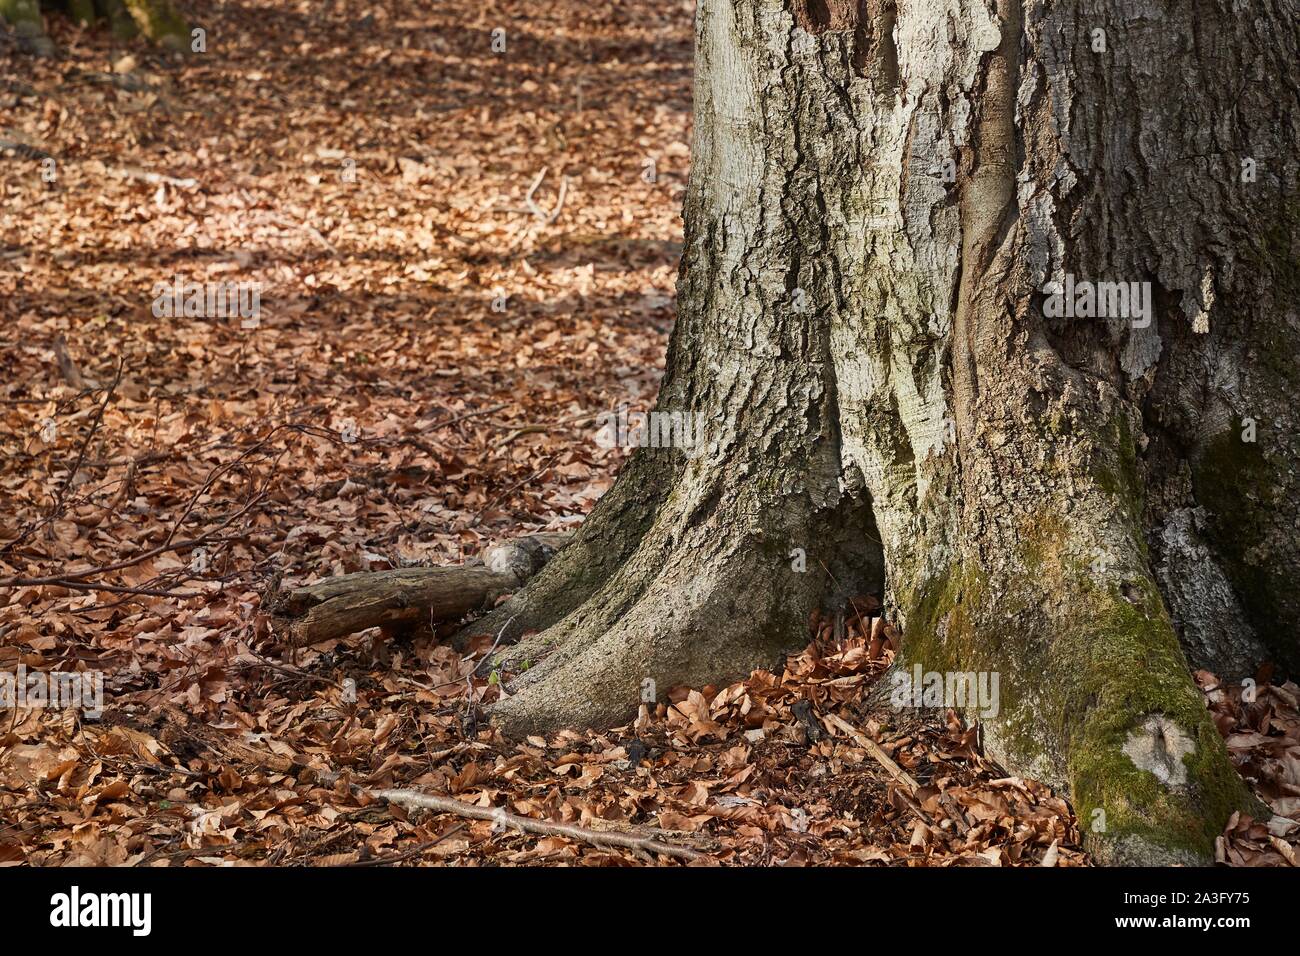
1202, 671, 1300, 866
0, 0, 1291, 872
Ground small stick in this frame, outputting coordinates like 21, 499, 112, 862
366, 789, 708, 863
157, 706, 707, 864
520, 167, 568, 224
822, 712, 921, 793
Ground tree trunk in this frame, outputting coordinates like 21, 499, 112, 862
0, 0, 40, 31
2, 0, 189, 47
1, 0, 53, 54
117, 0, 188, 48
68, 0, 96, 27
464, 0, 1298, 865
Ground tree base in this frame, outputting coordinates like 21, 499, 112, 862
2, 0, 190, 50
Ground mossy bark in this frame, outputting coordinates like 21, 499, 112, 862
2, 0, 188, 47
450, 0, 1295, 865
0, 0, 41, 31
902, 527, 1258, 864
95, 0, 137, 39
68, 0, 97, 27
1, 0, 52, 53
119, 0, 187, 49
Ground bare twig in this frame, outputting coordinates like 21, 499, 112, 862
157, 705, 709, 864
49, 358, 123, 519
365, 789, 708, 863
821, 712, 920, 792
821, 712, 938, 828
33, 578, 201, 599
496, 167, 569, 225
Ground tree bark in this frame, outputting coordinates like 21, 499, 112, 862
1, 0, 53, 54
117, 0, 188, 48
2, 0, 189, 47
460, 0, 1295, 865
272, 533, 572, 646
0, 0, 41, 31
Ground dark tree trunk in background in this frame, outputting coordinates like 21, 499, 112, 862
466, 0, 1300, 865
2, 0, 189, 49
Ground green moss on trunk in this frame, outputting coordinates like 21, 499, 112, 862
121, 0, 188, 48
1, 0, 43, 35
900, 513, 1257, 865
95, 0, 138, 39
68, 0, 98, 27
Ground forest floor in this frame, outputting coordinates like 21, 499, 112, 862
2, 0, 1297, 867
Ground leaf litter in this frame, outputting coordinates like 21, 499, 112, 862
1, 0, 1295, 867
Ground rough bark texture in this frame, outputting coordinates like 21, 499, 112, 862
272, 533, 571, 646
482, 0, 1299, 866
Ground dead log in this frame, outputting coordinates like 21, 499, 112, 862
271, 533, 571, 647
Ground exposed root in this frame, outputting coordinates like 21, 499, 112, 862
455, 450, 673, 650
488, 528, 818, 736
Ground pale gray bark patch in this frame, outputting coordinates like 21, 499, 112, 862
1152, 508, 1268, 679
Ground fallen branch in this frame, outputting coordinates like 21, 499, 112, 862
366, 788, 707, 863
821, 712, 920, 793
821, 712, 938, 828
271, 532, 572, 646
157, 705, 707, 864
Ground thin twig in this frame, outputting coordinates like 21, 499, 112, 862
366, 789, 708, 863
33, 578, 201, 599
49, 358, 123, 519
